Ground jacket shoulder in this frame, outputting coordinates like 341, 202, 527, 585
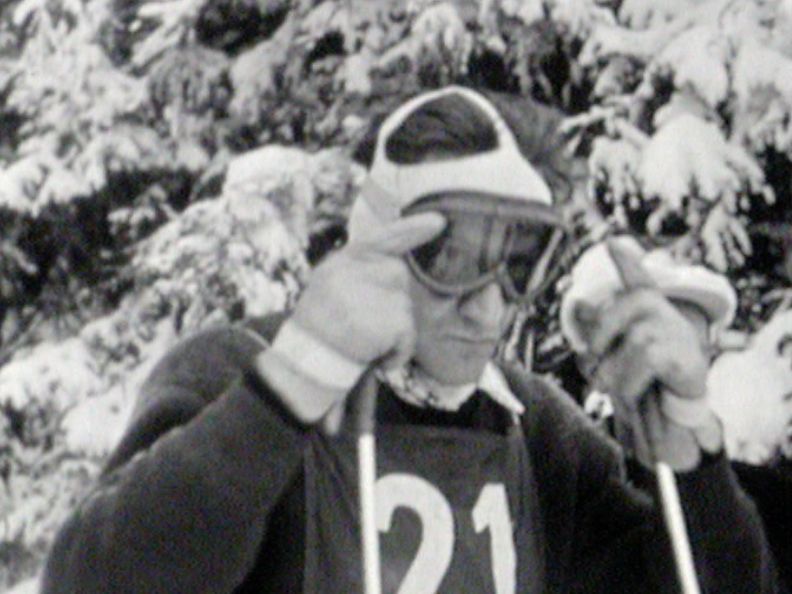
502, 365, 624, 473
104, 312, 288, 473
138, 313, 285, 408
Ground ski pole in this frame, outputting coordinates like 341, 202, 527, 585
357, 369, 381, 594
656, 461, 701, 594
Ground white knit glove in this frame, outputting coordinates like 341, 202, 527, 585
256, 212, 446, 424
567, 238, 722, 470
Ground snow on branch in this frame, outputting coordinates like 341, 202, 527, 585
0, 154, 51, 214
700, 201, 753, 271
132, 0, 208, 68
618, 0, 704, 30
641, 25, 731, 108
378, 2, 472, 78
710, 309, 792, 463
496, 0, 544, 25
638, 114, 767, 210
547, 0, 616, 39
731, 38, 792, 151
589, 135, 643, 207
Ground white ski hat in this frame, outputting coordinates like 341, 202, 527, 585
560, 236, 737, 353
347, 86, 556, 242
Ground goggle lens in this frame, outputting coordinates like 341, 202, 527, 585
405, 194, 566, 303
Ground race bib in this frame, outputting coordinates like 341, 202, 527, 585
302, 424, 545, 593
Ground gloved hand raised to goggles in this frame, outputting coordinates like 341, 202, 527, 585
255, 212, 446, 425
561, 237, 725, 470
257, 187, 568, 428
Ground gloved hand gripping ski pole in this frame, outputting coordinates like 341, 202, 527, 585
606, 239, 701, 594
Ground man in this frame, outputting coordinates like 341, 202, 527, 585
42, 86, 777, 592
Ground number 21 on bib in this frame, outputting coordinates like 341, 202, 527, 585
377, 473, 516, 594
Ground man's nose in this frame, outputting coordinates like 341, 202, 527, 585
458, 280, 509, 329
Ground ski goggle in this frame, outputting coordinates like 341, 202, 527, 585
402, 192, 568, 305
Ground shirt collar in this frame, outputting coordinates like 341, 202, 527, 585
380, 361, 524, 417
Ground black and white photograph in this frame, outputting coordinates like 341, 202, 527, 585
0, 0, 791, 592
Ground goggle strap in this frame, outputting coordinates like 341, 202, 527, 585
525, 228, 565, 297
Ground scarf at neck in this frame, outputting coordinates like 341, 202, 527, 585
380, 361, 525, 416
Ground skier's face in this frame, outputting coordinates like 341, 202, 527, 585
409, 272, 515, 387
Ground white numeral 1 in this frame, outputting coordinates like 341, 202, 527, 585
472, 483, 516, 594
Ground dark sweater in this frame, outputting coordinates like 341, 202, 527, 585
41, 316, 779, 593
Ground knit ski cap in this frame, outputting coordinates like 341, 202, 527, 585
560, 236, 737, 353
347, 86, 556, 243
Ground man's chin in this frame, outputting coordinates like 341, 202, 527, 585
413, 338, 497, 385
416, 357, 490, 387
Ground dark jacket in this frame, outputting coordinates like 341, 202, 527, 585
41, 315, 778, 593
731, 459, 792, 591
